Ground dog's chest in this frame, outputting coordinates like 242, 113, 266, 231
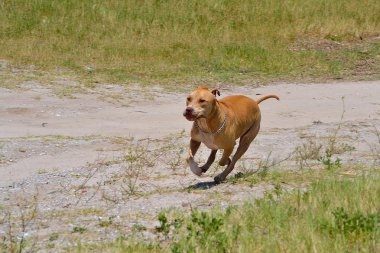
199, 132, 219, 150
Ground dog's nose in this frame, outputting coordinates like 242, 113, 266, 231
183, 107, 194, 115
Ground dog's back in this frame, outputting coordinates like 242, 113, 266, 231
219, 95, 260, 119
218, 95, 261, 139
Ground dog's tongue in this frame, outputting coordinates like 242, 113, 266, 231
188, 157, 202, 176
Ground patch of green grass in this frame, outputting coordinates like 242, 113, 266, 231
77, 208, 105, 216
318, 148, 342, 170
72, 226, 87, 234
98, 215, 116, 228
175, 167, 380, 252
52, 84, 86, 99
74, 167, 380, 252
41, 134, 101, 141
132, 223, 147, 233
1, 0, 380, 85
49, 233, 59, 241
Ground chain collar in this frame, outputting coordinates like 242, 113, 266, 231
194, 110, 227, 136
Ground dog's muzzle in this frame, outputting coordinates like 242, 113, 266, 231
183, 107, 197, 121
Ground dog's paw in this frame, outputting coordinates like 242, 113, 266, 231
214, 174, 225, 184
188, 158, 202, 177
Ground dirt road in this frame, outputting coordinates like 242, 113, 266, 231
1, 80, 379, 186
0, 80, 379, 248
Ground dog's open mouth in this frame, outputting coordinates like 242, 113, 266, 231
184, 114, 197, 121
183, 110, 197, 121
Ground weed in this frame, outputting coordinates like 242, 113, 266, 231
255, 154, 272, 180
132, 223, 147, 233
1, 193, 39, 253
77, 208, 105, 216
253, 152, 291, 181
98, 215, 116, 228
72, 226, 87, 234
294, 138, 322, 170
273, 183, 283, 198
37, 168, 47, 174
120, 141, 153, 197
101, 140, 156, 202
366, 125, 380, 165
47, 242, 55, 249
326, 97, 346, 154
155, 213, 170, 237
160, 130, 187, 173
320, 207, 380, 242
318, 148, 342, 170
171, 210, 228, 253
296, 97, 355, 170
155, 212, 184, 241
48, 233, 59, 241
189, 212, 226, 248
228, 152, 293, 186
167, 146, 185, 172
332, 207, 379, 236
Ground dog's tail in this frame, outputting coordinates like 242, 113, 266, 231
256, 95, 280, 104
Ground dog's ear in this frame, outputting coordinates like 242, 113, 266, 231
211, 88, 220, 97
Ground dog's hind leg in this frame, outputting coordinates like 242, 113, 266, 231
200, 149, 217, 173
214, 124, 260, 183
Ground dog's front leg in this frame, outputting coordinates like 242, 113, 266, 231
200, 149, 217, 173
186, 139, 201, 163
187, 139, 204, 176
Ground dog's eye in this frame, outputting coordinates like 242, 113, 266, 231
187, 97, 191, 102
199, 99, 206, 103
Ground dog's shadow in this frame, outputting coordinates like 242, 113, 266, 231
186, 181, 218, 190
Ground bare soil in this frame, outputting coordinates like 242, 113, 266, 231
0, 79, 379, 250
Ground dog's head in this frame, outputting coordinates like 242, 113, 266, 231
183, 87, 220, 121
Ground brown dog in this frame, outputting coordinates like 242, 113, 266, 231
183, 87, 279, 183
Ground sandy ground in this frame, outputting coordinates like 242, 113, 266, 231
1, 80, 379, 186
0, 80, 379, 249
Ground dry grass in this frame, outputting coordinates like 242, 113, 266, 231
1, 0, 380, 85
